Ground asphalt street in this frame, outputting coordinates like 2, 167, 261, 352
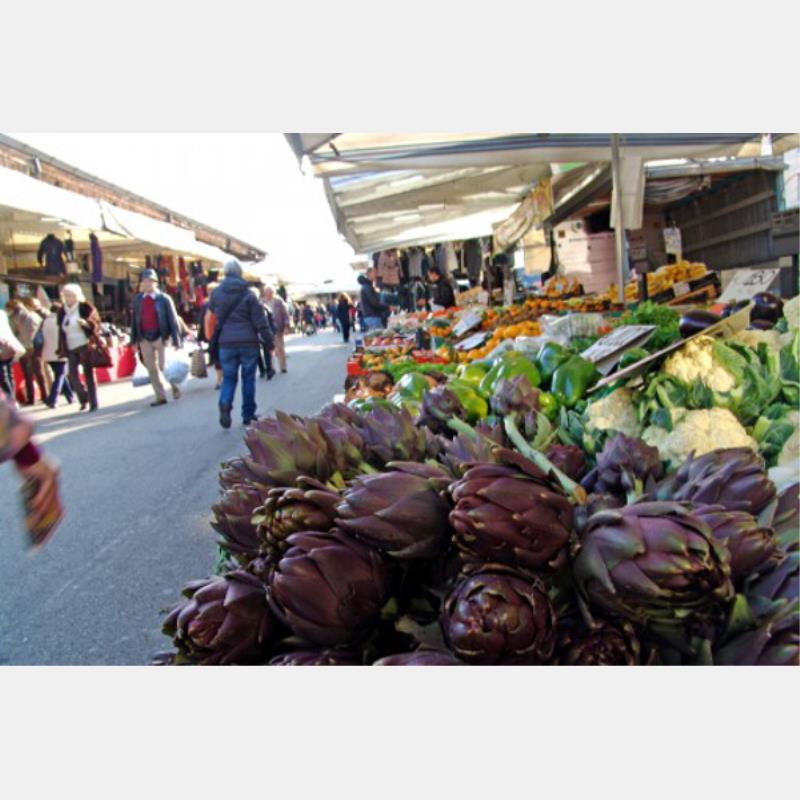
0, 331, 350, 665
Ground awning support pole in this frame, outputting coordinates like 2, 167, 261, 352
610, 133, 628, 305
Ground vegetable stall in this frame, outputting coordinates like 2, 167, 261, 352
154, 287, 800, 667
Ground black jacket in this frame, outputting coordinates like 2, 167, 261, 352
209, 276, 271, 348
429, 278, 456, 309
337, 299, 352, 325
130, 291, 181, 347
358, 274, 389, 318
38, 234, 66, 276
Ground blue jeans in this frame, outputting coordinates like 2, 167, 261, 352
47, 361, 74, 406
363, 316, 383, 331
219, 345, 259, 421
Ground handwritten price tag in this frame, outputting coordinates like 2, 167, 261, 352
719, 268, 780, 303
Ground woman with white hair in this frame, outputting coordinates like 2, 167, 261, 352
56, 283, 102, 412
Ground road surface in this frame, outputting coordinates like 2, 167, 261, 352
0, 331, 350, 665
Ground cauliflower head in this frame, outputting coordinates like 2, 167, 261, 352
642, 406, 757, 468
585, 387, 641, 438
662, 335, 735, 392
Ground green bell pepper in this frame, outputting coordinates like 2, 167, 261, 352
535, 342, 574, 385
393, 372, 430, 401
478, 352, 541, 396
537, 391, 560, 421
447, 379, 489, 422
550, 355, 600, 409
348, 396, 395, 413
618, 347, 649, 370
456, 362, 489, 392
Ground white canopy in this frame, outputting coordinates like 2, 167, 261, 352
288, 133, 793, 252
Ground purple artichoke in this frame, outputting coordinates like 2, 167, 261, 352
162, 571, 274, 665
268, 529, 393, 646
771, 482, 799, 552
416, 386, 467, 437
438, 420, 506, 478
335, 462, 453, 559
649, 447, 776, 516
450, 448, 574, 573
373, 649, 463, 666
352, 404, 435, 467
746, 551, 798, 618
693, 505, 780, 584
574, 492, 624, 536
714, 601, 799, 666
545, 443, 588, 483
557, 620, 647, 666
441, 564, 557, 665
269, 649, 361, 666
573, 501, 734, 639
490, 375, 540, 418
581, 433, 664, 499
253, 477, 340, 563
211, 485, 268, 563
244, 411, 335, 487
218, 457, 267, 492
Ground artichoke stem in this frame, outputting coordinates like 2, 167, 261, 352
504, 416, 585, 503
447, 417, 478, 440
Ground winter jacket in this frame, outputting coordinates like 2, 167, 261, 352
208, 276, 271, 349
9, 306, 42, 351
37, 234, 66, 276
358, 274, 389, 318
130, 291, 181, 347
337, 299, 352, 325
56, 302, 101, 357
41, 314, 64, 362
266, 296, 290, 333
429, 278, 456, 309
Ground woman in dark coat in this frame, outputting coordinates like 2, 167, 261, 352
57, 283, 102, 412
336, 293, 353, 343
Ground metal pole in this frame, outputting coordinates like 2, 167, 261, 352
610, 133, 628, 305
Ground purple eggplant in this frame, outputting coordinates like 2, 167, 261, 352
751, 292, 783, 324
679, 309, 721, 338
721, 299, 750, 319
749, 319, 776, 330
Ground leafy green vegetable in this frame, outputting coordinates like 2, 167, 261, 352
615, 301, 681, 352
751, 402, 795, 466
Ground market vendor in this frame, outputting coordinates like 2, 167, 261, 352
427, 266, 456, 310
358, 267, 390, 331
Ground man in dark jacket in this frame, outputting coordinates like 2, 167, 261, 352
130, 268, 183, 408
209, 260, 272, 428
427, 266, 456, 309
358, 268, 390, 331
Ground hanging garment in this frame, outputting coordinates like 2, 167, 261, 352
376, 250, 401, 286
37, 234, 66, 276
407, 248, 424, 279
89, 233, 104, 283
444, 242, 458, 279
464, 239, 483, 284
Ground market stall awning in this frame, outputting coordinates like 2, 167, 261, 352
100, 202, 229, 264
0, 164, 104, 229
288, 133, 784, 252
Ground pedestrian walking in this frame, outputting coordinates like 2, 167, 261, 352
208, 260, 272, 429
263, 285, 289, 373
199, 283, 222, 389
257, 288, 277, 381
328, 301, 340, 333
336, 293, 353, 343
358, 267, 390, 332
6, 300, 48, 405
130, 268, 183, 408
41, 303, 74, 408
302, 303, 316, 335
56, 283, 102, 412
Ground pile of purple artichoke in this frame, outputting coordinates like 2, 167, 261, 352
160, 397, 798, 666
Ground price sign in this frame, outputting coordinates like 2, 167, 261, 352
672, 281, 691, 297
452, 311, 483, 338
719, 268, 780, 303
455, 331, 489, 351
581, 325, 656, 375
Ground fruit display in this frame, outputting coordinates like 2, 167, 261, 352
157, 299, 798, 666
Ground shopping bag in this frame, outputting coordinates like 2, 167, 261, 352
164, 358, 190, 386
190, 348, 208, 378
131, 360, 150, 387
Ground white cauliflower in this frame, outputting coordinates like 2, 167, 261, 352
662, 335, 735, 392
642, 407, 757, 468
730, 328, 783, 351
585, 387, 641, 438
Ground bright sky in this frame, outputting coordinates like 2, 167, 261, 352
9, 133, 357, 286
